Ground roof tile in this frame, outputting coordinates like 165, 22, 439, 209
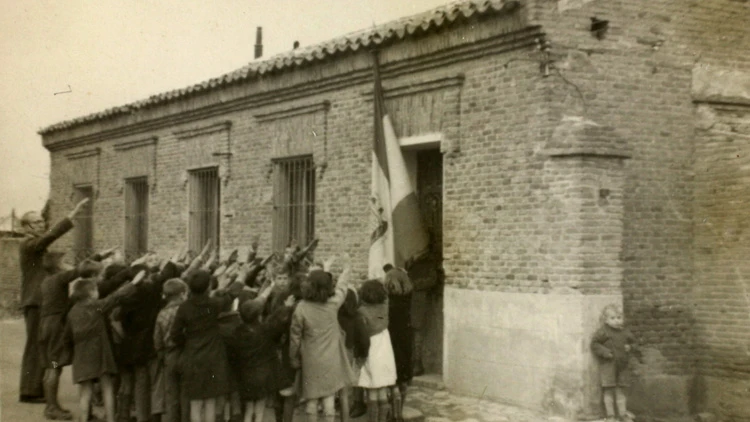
39, 0, 517, 135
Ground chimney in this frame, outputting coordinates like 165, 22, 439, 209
254, 27, 263, 59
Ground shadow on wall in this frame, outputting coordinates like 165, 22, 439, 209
627, 303, 698, 420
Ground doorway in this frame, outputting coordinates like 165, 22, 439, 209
413, 148, 444, 376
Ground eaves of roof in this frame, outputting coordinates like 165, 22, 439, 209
39, 0, 520, 136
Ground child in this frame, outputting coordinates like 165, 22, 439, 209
216, 291, 245, 422
226, 293, 286, 422
152, 278, 189, 422
65, 269, 147, 422
170, 270, 233, 422
289, 255, 356, 422
591, 304, 639, 422
338, 279, 369, 420
265, 271, 304, 422
40, 255, 103, 421
356, 280, 396, 422
117, 253, 180, 422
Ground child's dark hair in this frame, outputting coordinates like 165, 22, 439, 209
162, 278, 187, 301
103, 263, 127, 280
289, 272, 306, 299
360, 279, 387, 304
301, 270, 334, 303
78, 259, 103, 278
186, 270, 211, 295
240, 299, 264, 324
70, 278, 97, 303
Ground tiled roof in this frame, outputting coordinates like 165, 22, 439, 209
39, 0, 518, 135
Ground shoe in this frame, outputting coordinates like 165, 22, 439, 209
349, 401, 367, 418
20, 395, 46, 404
44, 407, 74, 420
620, 411, 636, 422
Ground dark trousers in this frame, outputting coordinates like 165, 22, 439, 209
20, 306, 44, 398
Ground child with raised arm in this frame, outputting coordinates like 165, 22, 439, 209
591, 304, 639, 422
65, 268, 147, 422
40, 255, 106, 420
117, 252, 180, 422
289, 254, 356, 422
225, 278, 283, 422
356, 280, 396, 422
170, 270, 233, 422
152, 278, 189, 422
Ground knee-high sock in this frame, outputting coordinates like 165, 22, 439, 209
367, 400, 379, 422
603, 389, 615, 418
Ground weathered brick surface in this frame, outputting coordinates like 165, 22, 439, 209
530, 0, 750, 418
0, 237, 22, 317
39, 0, 750, 418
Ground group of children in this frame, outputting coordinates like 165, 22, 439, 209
38, 238, 412, 422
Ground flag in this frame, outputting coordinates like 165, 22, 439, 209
368, 51, 429, 278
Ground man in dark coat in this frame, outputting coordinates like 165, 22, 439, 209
18, 198, 88, 404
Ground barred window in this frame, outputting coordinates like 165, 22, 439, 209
73, 185, 94, 262
188, 167, 220, 255
273, 156, 315, 253
124, 177, 149, 260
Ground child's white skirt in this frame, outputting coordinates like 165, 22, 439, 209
358, 329, 397, 389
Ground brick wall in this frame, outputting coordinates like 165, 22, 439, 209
531, 0, 750, 418
0, 237, 22, 317
693, 101, 750, 420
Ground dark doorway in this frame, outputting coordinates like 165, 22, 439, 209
414, 148, 443, 375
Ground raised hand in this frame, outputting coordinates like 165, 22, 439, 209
260, 253, 275, 268
130, 253, 150, 267
323, 255, 337, 272
94, 247, 117, 261
171, 247, 186, 263
199, 241, 213, 259
68, 198, 90, 220
227, 249, 239, 265
131, 270, 148, 285
299, 238, 320, 259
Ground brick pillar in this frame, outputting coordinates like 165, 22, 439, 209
542, 116, 631, 418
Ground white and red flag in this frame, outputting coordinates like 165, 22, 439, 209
368, 52, 429, 279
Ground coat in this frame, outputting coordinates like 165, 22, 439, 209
118, 262, 178, 366
19, 218, 73, 308
225, 316, 286, 401
171, 293, 232, 400
65, 281, 136, 383
290, 283, 356, 399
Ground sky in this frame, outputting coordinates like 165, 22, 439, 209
0, 0, 452, 223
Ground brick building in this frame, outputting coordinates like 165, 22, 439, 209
38, 0, 750, 420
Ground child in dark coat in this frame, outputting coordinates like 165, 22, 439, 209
217, 292, 245, 422
40, 256, 102, 420
65, 269, 147, 422
591, 304, 639, 422
226, 294, 287, 422
117, 255, 180, 422
170, 270, 233, 422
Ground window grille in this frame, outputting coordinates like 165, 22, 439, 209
188, 167, 220, 255
273, 156, 315, 253
124, 177, 149, 260
73, 185, 94, 262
